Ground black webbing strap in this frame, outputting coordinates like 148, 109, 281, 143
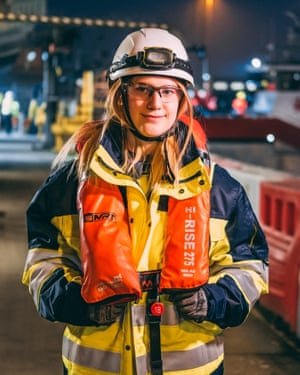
147, 290, 163, 375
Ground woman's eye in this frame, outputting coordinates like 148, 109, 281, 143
135, 85, 149, 93
161, 88, 176, 96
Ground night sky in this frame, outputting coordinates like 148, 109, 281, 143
46, 0, 300, 82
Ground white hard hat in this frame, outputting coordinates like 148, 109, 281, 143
108, 28, 194, 86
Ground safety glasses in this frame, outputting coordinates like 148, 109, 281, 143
122, 82, 183, 103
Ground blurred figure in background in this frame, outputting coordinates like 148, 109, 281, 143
1, 91, 14, 134
27, 98, 47, 136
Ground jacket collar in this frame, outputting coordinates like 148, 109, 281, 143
90, 121, 211, 198
98, 120, 208, 168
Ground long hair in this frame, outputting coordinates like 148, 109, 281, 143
52, 77, 195, 185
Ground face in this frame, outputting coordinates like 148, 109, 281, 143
126, 76, 182, 138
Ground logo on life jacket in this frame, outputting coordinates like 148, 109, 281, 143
182, 205, 197, 277
96, 273, 124, 293
84, 212, 117, 222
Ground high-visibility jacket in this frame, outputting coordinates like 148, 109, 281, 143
22, 121, 268, 375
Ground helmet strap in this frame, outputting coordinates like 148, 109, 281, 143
128, 126, 170, 142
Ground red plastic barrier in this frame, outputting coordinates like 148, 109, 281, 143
259, 178, 300, 336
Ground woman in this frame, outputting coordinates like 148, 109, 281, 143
22, 28, 268, 375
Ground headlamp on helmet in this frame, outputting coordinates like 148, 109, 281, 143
110, 47, 178, 73
108, 28, 195, 86
140, 47, 175, 68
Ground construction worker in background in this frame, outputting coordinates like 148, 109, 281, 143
22, 28, 268, 375
27, 98, 38, 134
1, 91, 15, 134
27, 98, 46, 135
231, 91, 248, 117
34, 101, 47, 137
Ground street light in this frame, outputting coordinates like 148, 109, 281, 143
251, 57, 263, 69
206, 0, 215, 7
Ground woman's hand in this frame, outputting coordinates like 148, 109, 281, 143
88, 303, 125, 325
169, 288, 208, 322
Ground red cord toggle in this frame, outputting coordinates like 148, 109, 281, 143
150, 302, 165, 316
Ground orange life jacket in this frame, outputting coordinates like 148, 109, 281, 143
160, 191, 210, 292
77, 177, 141, 304
77, 175, 210, 304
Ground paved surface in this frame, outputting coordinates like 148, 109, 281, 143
1, 143, 300, 374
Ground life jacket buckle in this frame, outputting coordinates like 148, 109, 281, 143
139, 270, 160, 291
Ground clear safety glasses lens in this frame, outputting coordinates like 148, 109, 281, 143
124, 83, 183, 103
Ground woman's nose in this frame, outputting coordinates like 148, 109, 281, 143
147, 90, 162, 108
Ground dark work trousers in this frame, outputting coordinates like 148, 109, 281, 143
2, 114, 12, 134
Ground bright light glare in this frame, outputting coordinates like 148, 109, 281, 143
197, 89, 208, 98
293, 73, 300, 81
266, 133, 276, 143
187, 88, 195, 98
26, 51, 37, 62
206, 0, 215, 7
230, 81, 245, 91
202, 73, 211, 81
251, 57, 262, 69
41, 51, 48, 61
245, 80, 258, 92
213, 81, 228, 91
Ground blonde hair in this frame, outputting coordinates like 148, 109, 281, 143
52, 77, 195, 185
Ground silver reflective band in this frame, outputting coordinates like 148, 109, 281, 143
124, 83, 183, 102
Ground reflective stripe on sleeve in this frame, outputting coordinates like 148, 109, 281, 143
23, 248, 82, 272
211, 262, 268, 306
24, 248, 82, 307
29, 262, 61, 307
63, 335, 121, 374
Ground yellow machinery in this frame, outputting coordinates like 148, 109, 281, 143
51, 71, 95, 152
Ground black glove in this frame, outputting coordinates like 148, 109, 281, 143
88, 303, 125, 326
169, 288, 208, 323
